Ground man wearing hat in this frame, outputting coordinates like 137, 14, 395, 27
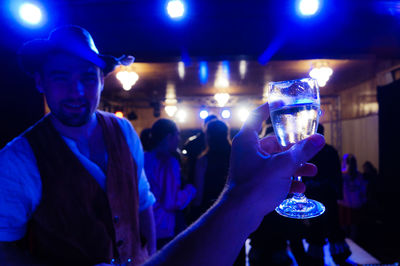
0, 25, 156, 265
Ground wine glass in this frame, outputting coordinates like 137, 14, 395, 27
268, 77, 325, 219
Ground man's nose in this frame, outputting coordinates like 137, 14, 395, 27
69, 80, 85, 96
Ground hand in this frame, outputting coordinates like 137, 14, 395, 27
226, 102, 325, 218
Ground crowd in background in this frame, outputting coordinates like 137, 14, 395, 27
139, 117, 381, 266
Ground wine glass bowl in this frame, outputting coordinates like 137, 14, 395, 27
268, 78, 325, 219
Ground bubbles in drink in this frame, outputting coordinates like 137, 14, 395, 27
270, 102, 320, 147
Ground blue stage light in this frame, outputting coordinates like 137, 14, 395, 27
299, 0, 319, 16
167, 0, 185, 19
199, 110, 209, 119
19, 2, 42, 25
199, 62, 208, 84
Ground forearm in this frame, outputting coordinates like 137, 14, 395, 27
0, 242, 44, 265
139, 206, 157, 256
145, 188, 268, 266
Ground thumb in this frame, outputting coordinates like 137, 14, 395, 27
272, 134, 325, 176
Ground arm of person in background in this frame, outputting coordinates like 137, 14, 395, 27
192, 156, 207, 206
143, 102, 325, 266
139, 206, 157, 256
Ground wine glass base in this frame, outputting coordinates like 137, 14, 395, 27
275, 198, 325, 219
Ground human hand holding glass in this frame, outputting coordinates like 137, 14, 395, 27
268, 77, 325, 219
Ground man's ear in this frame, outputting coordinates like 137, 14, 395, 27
34, 72, 44, 93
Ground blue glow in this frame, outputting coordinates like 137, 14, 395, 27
199, 61, 208, 84
167, 0, 185, 19
199, 110, 209, 119
299, 0, 319, 16
19, 2, 42, 25
222, 61, 230, 78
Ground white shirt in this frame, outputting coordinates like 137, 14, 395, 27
0, 116, 155, 241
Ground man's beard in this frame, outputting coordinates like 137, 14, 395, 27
54, 100, 94, 127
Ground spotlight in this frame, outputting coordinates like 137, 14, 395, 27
19, 2, 42, 25
199, 61, 208, 84
178, 61, 185, 79
167, 0, 185, 19
221, 109, 231, 119
199, 110, 209, 119
299, 0, 320, 16
238, 108, 250, 122
176, 109, 187, 123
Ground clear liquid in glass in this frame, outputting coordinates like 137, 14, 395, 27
271, 102, 320, 148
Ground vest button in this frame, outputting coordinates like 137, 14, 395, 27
113, 216, 119, 223
117, 239, 124, 247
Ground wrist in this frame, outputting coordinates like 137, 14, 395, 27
221, 182, 275, 231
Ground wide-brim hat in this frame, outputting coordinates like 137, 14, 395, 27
18, 25, 134, 77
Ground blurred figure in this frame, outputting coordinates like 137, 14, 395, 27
192, 120, 231, 219
140, 128, 152, 152
362, 161, 381, 219
338, 154, 367, 241
192, 120, 245, 266
144, 119, 196, 250
182, 115, 218, 184
294, 124, 351, 266
181, 114, 217, 225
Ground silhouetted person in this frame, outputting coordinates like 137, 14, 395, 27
338, 154, 367, 242
362, 161, 381, 220
294, 124, 351, 266
181, 115, 217, 225
182, 115, 218, 184
192, 119, 245, 266
140, 128, 152, 152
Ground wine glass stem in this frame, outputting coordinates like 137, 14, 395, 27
293, 176, 306, 201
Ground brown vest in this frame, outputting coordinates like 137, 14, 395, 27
23, 111, 147, 265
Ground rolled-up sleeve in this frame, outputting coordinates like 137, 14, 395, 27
0, 137, 41, 241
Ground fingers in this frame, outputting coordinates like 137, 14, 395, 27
272, 134, 325, 176
241, 102, 270, 135
260, 135, 282, 154
289, 181, 305, 194
293, 163, 317, 177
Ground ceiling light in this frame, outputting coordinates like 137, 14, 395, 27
19, 3, 42, 25
165, 106, 178, 117
178, 61, 185, 79
214, 93, 230, 107
309, 65, 333, 87
167, 0, 185, 19
116, 71, 139, 91
299, 0, 319, 16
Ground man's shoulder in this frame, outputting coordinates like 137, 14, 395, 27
0, 135, 31, 156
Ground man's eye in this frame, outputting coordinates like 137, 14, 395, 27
52, 76, 68, 81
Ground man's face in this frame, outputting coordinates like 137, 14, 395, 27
36, 53, 104, 127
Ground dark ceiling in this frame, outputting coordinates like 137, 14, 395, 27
2, 0, 400, 61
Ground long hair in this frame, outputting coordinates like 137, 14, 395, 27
202, 119, 231, 156
343, 153, 358, 180
150, 118, 178, 149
